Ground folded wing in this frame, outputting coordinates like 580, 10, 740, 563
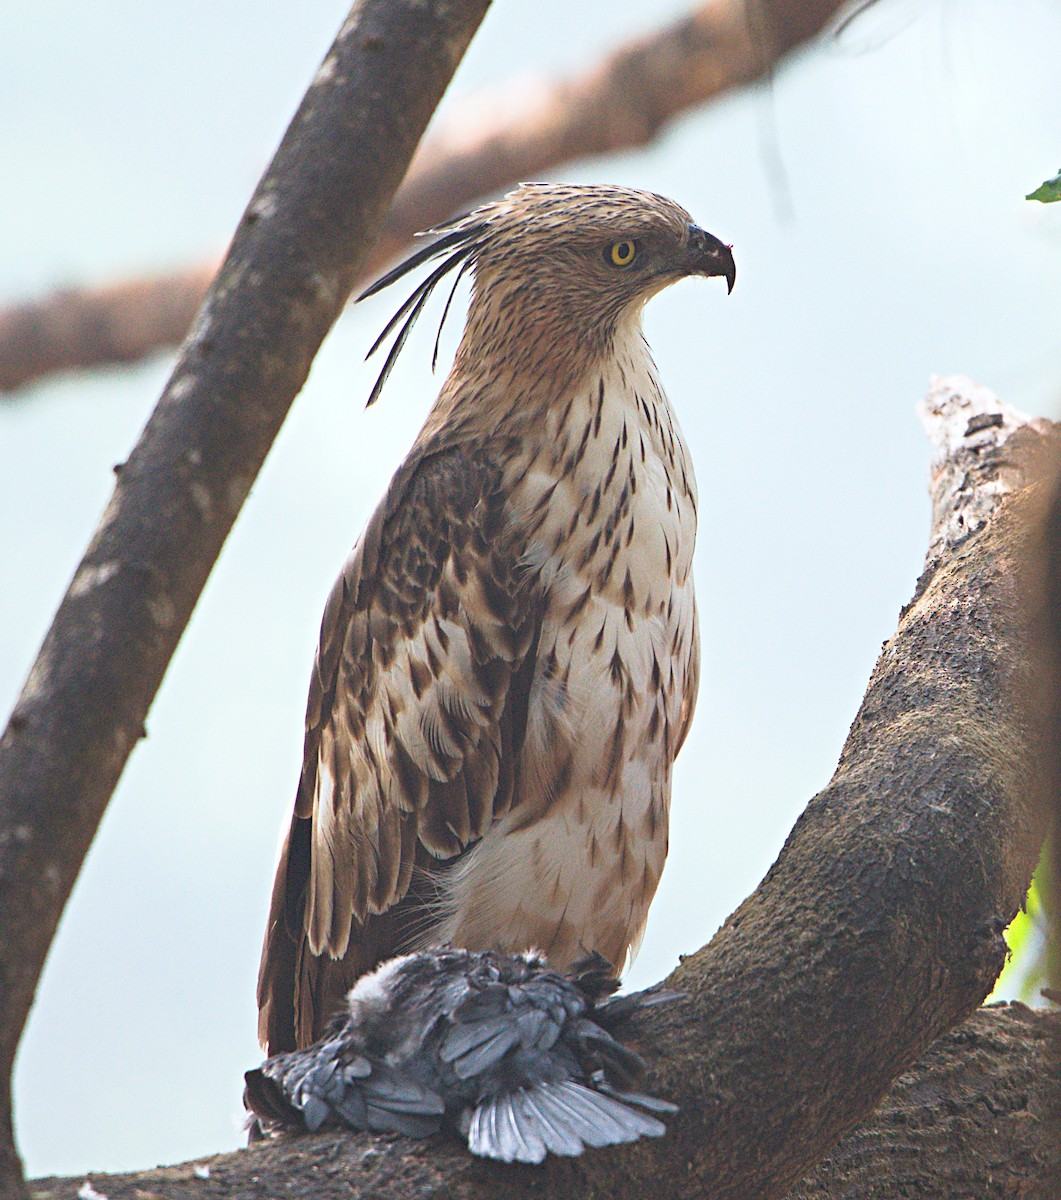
257, 443, 541, 1052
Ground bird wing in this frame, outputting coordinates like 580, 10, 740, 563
674, 601, 700, 755
258, 442, 541, 1051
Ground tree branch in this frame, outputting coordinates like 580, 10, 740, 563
790, 1003, 1061, 1199
0, 2, 490, 1195
23, 376, 1061, 1197
25, 1006, 1061, 1199
0, 266, 217, 395
575, 376, 1061, 1195
0, 0, 849, 395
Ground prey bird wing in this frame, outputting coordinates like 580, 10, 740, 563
258, 437, 542, 1053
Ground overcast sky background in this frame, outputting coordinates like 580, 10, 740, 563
4, 0, 1061, 1178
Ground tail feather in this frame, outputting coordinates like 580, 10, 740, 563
591, 1069, 679, 1115
540, 1081, 639, 1148
468, 1079, 666, 1163
495, 1091, 545, 1163
515, 1087, 585, 1158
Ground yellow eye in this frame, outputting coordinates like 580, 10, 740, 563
608, 240, 637, 267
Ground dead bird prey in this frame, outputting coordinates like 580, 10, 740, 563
257, 183, 735, 1054
246, 948, 678, 1163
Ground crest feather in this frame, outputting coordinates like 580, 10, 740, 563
358, 219, 487, 407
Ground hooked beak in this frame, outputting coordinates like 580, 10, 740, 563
687, 225, 736, 293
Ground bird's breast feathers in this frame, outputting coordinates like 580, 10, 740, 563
437, 338, 699, 972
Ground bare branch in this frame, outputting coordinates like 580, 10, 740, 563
362, 0, 847, 278
0, 1, 490, 1195
0, 0, 849, 395
0, 266, 218, 393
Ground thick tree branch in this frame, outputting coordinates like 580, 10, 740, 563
576, 376, 1061, 1195
790, 1003, 1061, 1199
24, 1006, 1061, 1199
0, 0, 849, 394
362, 0, 845, 278
0, 2, 490, 1196
23, 376, 1061, 1197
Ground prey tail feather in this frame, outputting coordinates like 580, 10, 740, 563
467, 1079, 667, 1164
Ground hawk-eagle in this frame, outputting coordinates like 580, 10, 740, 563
258, 182, 735, 1053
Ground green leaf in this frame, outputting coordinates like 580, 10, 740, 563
1027, 171, 1061, 203
989, 842, 1060, 1006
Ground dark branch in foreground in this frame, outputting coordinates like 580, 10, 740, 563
24, 378, 1061, 1198
0, 2, 490, 1196
0, 0, 849, 394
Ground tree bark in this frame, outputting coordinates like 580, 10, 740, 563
0, 0, 850, 395
25, 1005, 1061, 1200
21, 376, 1061, 1197
790, 1003, 1061, 1199
0, 2, 490, 1196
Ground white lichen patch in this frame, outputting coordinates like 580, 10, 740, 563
310, 268, 341, 308
187, 295, 215, 347
149, 594, 177, 629
226, 474, 254, 514
169, 373, 198, 403
919, 375, 1032, 469
17, 642, 55, 708
248, 190, 279, 223
189, 480, 214, 523
314, 54, 337, 85
70, 561, 120, 598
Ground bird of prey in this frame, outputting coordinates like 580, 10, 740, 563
257, 182, 735, 1054
246, 948, 679, 1163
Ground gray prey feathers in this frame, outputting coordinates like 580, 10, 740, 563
245, 947, 679, 1164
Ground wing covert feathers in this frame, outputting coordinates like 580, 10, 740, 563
258, 446, 540, 1051
246, 949, 679, 1164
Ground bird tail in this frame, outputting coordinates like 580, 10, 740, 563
464, 1079, 669, 1164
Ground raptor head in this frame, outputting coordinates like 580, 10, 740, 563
359, 182, 734, 406
463, 182, 734, 304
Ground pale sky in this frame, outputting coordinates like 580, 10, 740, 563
3, 0, 1061, 1177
